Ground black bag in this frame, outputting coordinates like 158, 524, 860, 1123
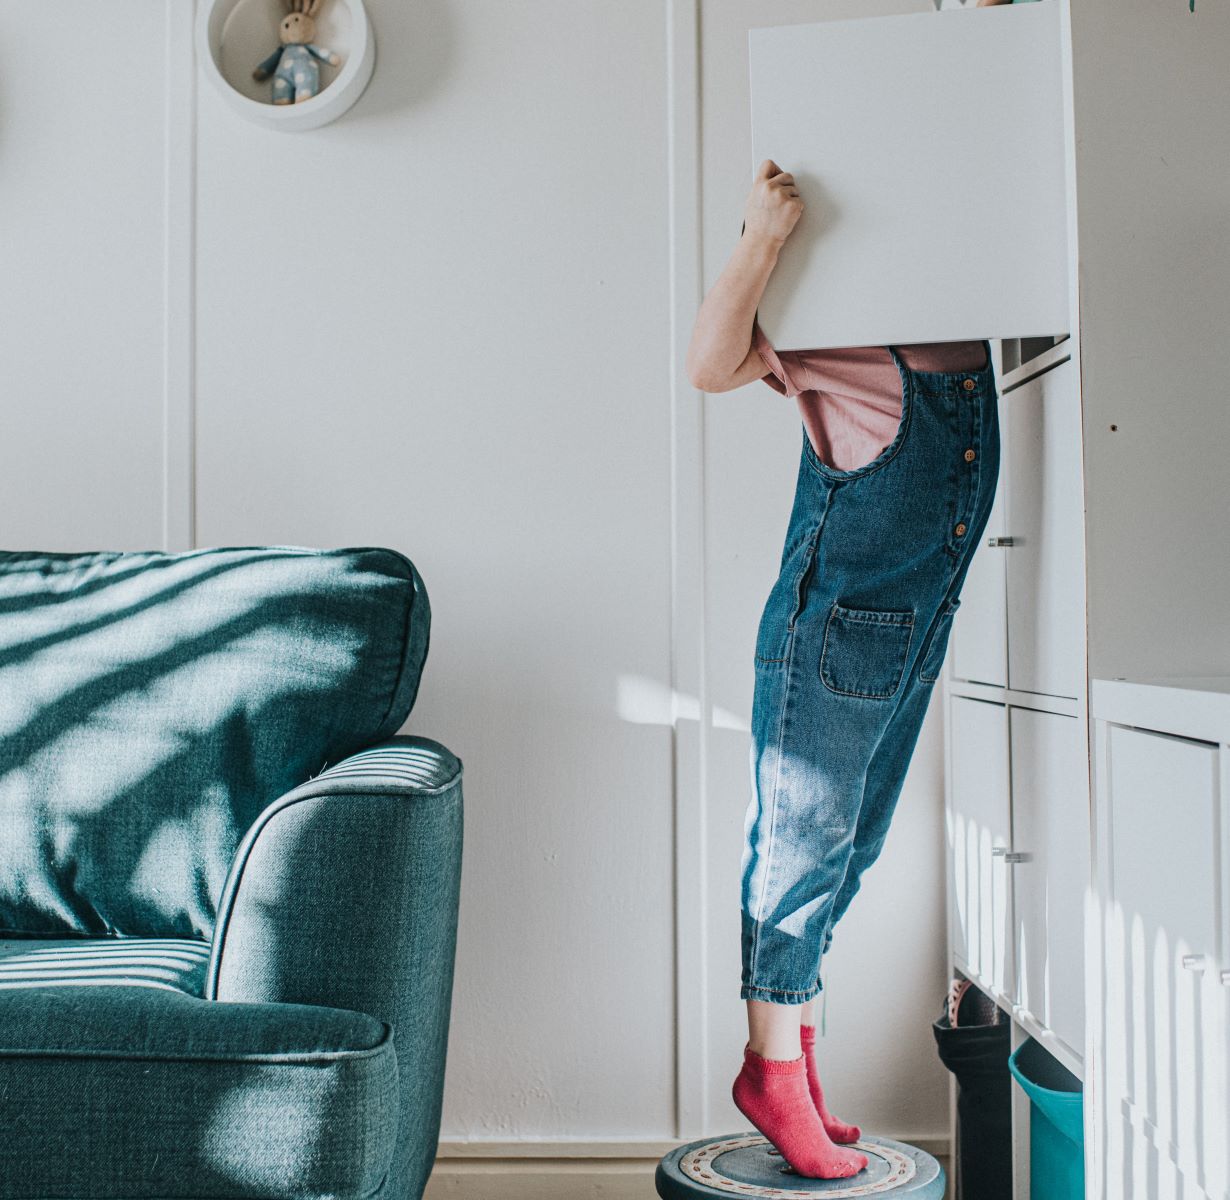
932, 981, 1012, 1200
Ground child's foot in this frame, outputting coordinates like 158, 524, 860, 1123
732, 1045, 869, 1179
801, 1023, 861, 1144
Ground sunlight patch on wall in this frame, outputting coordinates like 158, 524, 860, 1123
615, 674, 748, 732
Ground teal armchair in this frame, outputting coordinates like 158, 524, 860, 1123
0, 546, 463, 1200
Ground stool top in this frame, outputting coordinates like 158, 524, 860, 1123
656, 1132, 945, 1199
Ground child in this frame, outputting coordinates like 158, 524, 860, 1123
686, 157, 1000, 1179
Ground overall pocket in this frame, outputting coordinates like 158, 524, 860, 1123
802, 373, 912, 483
819, 602, 915, 699
918, 597, 961, 683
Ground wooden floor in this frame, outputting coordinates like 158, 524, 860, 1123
425, 1141, 954, 1199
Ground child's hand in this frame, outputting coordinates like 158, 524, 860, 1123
744, 159, 803, 248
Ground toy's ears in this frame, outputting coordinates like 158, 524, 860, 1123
286, 0, 321, 13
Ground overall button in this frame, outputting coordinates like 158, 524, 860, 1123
954, 522, 967, 537
962, 378, 976, 391
964, 448, 976, 462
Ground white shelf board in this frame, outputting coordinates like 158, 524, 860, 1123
946, 678, 1081, 720
1091, 676, 1230, 745
999, 338, 1072, 393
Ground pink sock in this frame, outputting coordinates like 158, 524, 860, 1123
732, 1046, 869, 1179
800, 1023, 861, 1144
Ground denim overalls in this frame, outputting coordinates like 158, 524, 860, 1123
740, 342, 999, 1004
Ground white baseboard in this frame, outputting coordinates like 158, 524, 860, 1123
427, 1138, 954, 1200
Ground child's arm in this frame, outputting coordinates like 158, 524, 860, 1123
686, 159, 802, 394
306, 43, 342, 66
253, 47, 284, 81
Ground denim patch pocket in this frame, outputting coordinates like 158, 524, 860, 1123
918, 597, 961, 684
819, 602, 915, 699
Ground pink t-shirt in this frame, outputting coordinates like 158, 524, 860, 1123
752, 318, 988, 471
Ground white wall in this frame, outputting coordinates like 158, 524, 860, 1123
0, 0, 954, 1152
195, 0, 679, 1141
0, 5, 168, 549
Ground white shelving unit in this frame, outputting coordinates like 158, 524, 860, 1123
942, 330, 1088, 1199
939, 0, 1230, 1195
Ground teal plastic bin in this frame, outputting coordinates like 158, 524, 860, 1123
1008, 1037, 1084, 1200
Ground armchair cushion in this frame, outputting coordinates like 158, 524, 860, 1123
0, 546, 430, 941
0, 935, 209, 996
0, 986, 399, 1199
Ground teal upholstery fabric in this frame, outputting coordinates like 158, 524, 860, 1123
0, 986, 399, 1198
0, 547, 462, 1199
0, 935, 209, 995
209, 736, 464, 1200
0, 546, 430, 939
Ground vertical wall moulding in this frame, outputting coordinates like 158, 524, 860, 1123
666, 0, 708, 1140
165, 0, 197, 552
197, 0, 375, 131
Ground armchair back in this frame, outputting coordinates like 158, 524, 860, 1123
0, 546, 430, 940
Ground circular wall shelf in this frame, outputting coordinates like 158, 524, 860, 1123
197, 0, 375, 132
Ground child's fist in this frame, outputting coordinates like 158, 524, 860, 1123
744, 159, 804, 248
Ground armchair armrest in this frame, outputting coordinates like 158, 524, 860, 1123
205, 734, 463, 1200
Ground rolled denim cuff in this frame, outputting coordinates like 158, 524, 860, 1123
739, 981, 821, 1005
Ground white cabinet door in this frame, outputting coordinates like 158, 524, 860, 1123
1008, 706, 1089, 1059
948, 696, 1013, 999
1005, 357, 1086, 699
1101, 723, 1226, 1200
951, 383, 1009, 689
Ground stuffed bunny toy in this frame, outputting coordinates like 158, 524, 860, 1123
253, 0, 342, 105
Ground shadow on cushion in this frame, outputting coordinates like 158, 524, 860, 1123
0, 936, 210, 995
0, 546, 430, 941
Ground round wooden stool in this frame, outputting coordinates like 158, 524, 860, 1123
656, 1132, 946, 1199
